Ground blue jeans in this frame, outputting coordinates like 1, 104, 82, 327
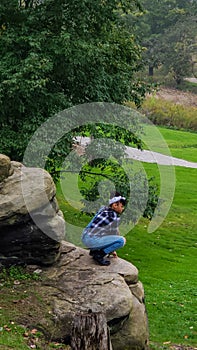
82, 233, 125, 254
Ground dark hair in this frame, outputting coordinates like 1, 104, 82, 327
110, 191, 121, 199
119, 197, 126, 206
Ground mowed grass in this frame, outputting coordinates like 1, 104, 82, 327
57, 126, 197, 348
118, 164, 197, 346
158, 127, 197, 162
141, 124, 197, 162
121, 128, 197, 346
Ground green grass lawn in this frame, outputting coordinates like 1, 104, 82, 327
57, 126, 197, 348
118, 165, 197, 347
158, 127, 197, 162
120, 129, 197, 346
140, 124, 197, 162
123, 129, 197, 346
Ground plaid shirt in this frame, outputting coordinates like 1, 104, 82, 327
83, 206, 120, 237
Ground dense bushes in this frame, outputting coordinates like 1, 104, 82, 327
0, 0, 150, 162
138, 97, 197, 132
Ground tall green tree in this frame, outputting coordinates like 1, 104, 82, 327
161, 19, 197, 84
129, 0, 197, 80
0, 0, 159, 222
0, 0, 150, 161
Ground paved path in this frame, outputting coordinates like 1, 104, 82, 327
76, 137, 197, 169
185, 77, 197, 84
125, 147, 197, 168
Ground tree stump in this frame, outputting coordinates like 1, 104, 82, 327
71, 311, 112, 350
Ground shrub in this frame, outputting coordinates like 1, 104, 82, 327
137, 97, 197, 132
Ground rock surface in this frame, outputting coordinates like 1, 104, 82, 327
0, 154, 12, 182
0, 154, 65, 266
0, 154, 149, 349
35, 241, 149, 350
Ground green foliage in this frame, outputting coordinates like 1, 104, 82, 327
143, 176, 160, 220
146, 73, 197, 93
129, 0, 197, 82
160, 20, 196, 84
139, 97, 197, 132
0, 0, 151, 163
79, 160, 130, 211
70, 157, 159, 223
177, 80, 197, 94
0, 266, 41, 287
0, 320, 31, 350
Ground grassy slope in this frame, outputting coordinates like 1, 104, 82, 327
118, 127, 197, 346
57, 127, 197, 347
118, 165, 197, 346
158, 127, 197, 162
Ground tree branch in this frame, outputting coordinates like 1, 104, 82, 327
59, 169, 112, 180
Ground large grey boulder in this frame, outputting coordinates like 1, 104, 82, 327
0, 154, 149, 349
34, 241, 149, 350
0, 155, 65, 266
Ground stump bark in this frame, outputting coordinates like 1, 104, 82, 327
71, 311, 112, 350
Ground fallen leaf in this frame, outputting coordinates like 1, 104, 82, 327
14, 280, 20, 285
5, 328, 12, 332
23, 332, 29, 337
30, 328, 38, 334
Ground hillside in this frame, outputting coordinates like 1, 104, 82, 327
155, 87, 197, 107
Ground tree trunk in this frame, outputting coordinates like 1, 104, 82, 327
149, 66, 154, 76
71, 311, 112, 350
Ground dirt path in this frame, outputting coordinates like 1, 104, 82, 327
155, 87, 197, 107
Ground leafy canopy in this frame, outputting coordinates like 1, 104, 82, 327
0, 0, 158, 222
127, 0, 197, 80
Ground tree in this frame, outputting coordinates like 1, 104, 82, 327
161, 19, 197, 84
129, 0, 197, 79
0, 0, 150, 161
0, 0, 159, 224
